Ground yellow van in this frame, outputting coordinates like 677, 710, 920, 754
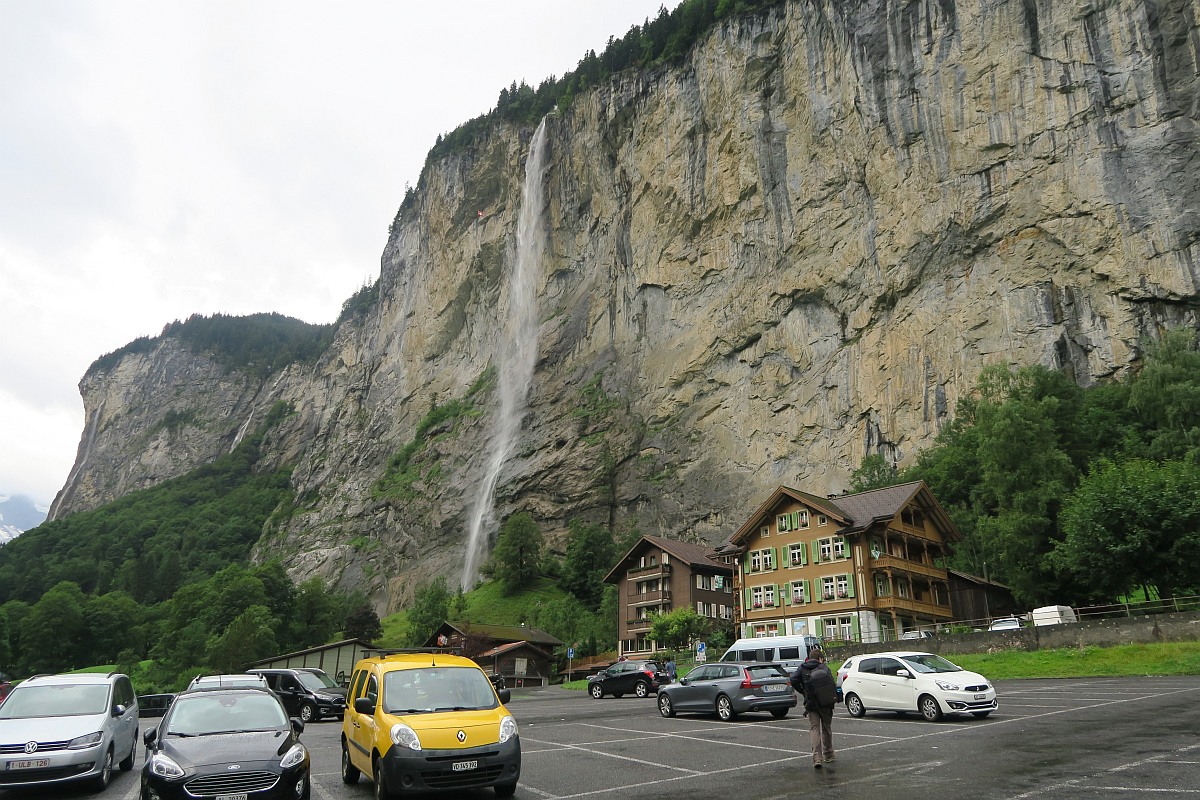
340, 652, 520, 797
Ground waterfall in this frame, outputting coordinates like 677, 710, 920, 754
461, 118, 550, 590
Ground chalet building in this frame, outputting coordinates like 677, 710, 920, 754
604, 535, 735, 657
422, 621, 563, 687
716, 481, 961, 643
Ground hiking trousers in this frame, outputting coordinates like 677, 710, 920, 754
806, 706, 835, 764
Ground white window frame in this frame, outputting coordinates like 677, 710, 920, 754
822, 576, 836, 600
790, 581, 805, 604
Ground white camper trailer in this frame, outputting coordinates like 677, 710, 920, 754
1031, 605, 1078, 626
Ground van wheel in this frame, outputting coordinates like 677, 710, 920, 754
299, 703, 316, 723
590, 683, 603, 699
118, 733, 136, 771
716, 695, 737, 721
845, 693, 866, 718
93, 748, 113, 791
340, 740, 360, 784
634, 681, 649, 698
918, 694, 943, 722
373, 758, 391, 800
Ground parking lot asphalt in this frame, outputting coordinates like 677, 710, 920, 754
43, 675, 1198, 800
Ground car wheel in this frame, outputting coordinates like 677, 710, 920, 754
658, 693, 676, 718
590, 683, 603, 699
972, 711, 992, 719
341, 740, 360, 784
93, 747, 114, 791
299, 703, 316, 724
845, 693, 866, 718
117, 734, 135, 772
373, 758, 391, 800
715, 694, 737, 721
634, 681, 649, 698
494, 780, 518, 798
770, 708, 789, 719
918, 694, 944, 722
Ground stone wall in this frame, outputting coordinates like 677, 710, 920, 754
829, 610, 1200, 659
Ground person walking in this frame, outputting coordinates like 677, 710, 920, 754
665, 655, 677, 682
797, 646, 838, 768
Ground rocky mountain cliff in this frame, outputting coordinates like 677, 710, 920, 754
50, 0, 1200, 613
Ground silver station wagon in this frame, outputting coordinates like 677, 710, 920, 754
657, 662, 796, 721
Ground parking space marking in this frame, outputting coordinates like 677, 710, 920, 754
1003, 741, 1200, 799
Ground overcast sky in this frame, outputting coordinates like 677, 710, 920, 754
0, 1, 671, 508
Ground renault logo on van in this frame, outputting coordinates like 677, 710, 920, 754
457, 730, 466, 743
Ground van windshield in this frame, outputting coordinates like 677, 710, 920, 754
297, 670, 339, 691
383, 667, 498, 713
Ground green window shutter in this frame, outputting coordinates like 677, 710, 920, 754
804, 579, 812, 604
773, 584, 780, 607
776, 621, 786, 635
772, 546, 780, 570
744, 588, 752, 608
846, 575, 856, 598
851, 615, 861, 639
810, 540, 819, 563
789, 512, 799, 529
783, 589, 791, 606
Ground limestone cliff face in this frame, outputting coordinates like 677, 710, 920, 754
52, 0, 1200, 612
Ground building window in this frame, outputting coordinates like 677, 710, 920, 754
818, 536, 846, 562
836, 574, 849, 598
751, 586, 764, 609
790, 581, 806, 604
662, 552, 669, 564
761, 525, 770, 538
875, 575, 890, 596
817, 515, 828, 526
763, 585, 776, 607
822, 576, 836, 600
649, 555, 657, 566
788, 543, 806, 567
898, 580, 910, 599
796, 510, 810, 529
750, 551, 762, 572
819, 539, 833, 562
748, 548, 775, 572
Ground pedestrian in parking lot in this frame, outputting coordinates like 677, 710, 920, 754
797, 646, 838, 768
665, 655, 677, 681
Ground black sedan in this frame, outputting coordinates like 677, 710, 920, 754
141, 686, 310, 800
657, 662, 796, 721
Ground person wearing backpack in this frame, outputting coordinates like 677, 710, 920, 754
797, 646, 838, 767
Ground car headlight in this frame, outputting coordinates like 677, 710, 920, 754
280, 743, 307, 769
390, 723, 421, 751
498, 715, 518, 744
148, 753, 185, 779
67, 732, 103, 750
934, 679, 961, 691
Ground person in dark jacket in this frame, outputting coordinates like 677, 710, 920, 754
797, 647, 838, 767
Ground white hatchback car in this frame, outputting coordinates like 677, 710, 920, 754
837, 651, 997, 721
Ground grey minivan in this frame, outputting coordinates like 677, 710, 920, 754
0, 672, 139, 791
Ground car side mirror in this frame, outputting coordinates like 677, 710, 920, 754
291, 717, 305, 734
354, 696, 375, 714
113, 704, 127, 717
896, 669, 911, 679
498, 688, 511, 704
143, 729, 157, 747
595, 670, 607, 678
680, 678, 690, 686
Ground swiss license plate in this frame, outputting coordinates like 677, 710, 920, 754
6, 759, 50, 770
974, 694, 987, 700
451, 760, 478, 772
216, 794, 248, 800
762, 684, 787, 693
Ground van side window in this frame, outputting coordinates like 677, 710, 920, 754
349, 669, 368, 701
756, 648, 775, 662
365, 674, 379, 707
777, 647, 800, 660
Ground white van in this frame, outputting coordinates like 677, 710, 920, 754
1031, 605, 1077, 626
719, 635, 823, 673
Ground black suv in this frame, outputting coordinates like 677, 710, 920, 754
587, 660, 671, 699
247, 667, 346, 722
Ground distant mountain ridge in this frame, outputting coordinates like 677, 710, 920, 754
0, 494, 46, 544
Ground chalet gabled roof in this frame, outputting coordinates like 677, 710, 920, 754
602, 534, 731, 584
437, 621, 563, 647
829, 481, 960, 542
723, 480, 960, 546
724, 485, 853, 547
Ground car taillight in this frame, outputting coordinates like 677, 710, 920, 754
644, 670, 655, 679
741, 669, 754, 689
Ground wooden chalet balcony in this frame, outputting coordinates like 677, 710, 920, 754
627, 589, 671, 606
627, 563, 672, 579
871, 554, 946, 581
873, 595, 952, 617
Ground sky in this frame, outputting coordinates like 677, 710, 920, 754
0, 0, 670, 509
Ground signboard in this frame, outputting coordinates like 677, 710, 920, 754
695, 641, 706, 663
567, 647, 575, 659
714, 575, 723, 589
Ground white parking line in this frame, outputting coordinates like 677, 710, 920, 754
1003, 741, 1200, 799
